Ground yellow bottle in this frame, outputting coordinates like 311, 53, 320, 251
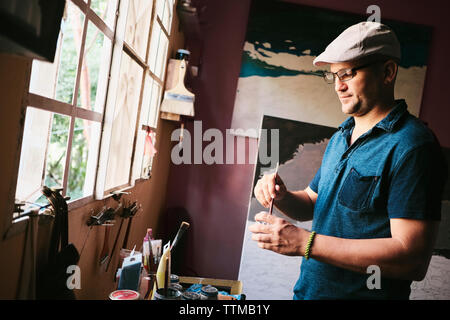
150, 243, 171, 300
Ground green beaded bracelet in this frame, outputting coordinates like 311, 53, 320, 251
304, 231, 316, 260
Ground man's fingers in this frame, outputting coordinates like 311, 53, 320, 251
251, 233, 272, 243
248, 219, 272, 234
255, 189, 270, 208
254, 212, 276, 224
254, 172, 286, 208
267, 173, 277, 198
255, 188, 266, 207
261, 184, 272, 205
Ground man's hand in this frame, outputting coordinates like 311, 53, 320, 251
248, 212, 308, 256
254, 172, 287, 208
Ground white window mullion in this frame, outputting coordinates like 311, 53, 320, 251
62, 116, 76, 196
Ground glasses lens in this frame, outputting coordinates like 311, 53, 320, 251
323, 72, 334, 84
338, 69, 354, 82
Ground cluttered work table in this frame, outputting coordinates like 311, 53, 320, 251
110, 222, 244, 300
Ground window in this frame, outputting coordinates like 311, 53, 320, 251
13, 0, 174, 219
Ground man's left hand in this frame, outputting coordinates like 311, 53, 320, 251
248, 212, 308, 256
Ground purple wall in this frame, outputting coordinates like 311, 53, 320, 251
165, 0, 450, 281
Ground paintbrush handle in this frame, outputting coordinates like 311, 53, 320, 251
164, 256, 169, 296
171, 222, 190, 250
269, 198, 274, 215
269, 162, 279, 215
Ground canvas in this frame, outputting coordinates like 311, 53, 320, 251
238, 115, 336, 299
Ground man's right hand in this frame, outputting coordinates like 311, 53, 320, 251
254, 172, 287, 208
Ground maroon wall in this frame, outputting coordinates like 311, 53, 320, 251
165, 0, 450, 281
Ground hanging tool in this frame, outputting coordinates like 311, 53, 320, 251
179, 121, 184, 149
160, 59, 195, 117
112, 201, 141, 281
106, 202, 133, 272
99, 207, 118, 266
37, 186, 79, 299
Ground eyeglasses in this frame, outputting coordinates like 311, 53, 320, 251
322, 62, 376, 84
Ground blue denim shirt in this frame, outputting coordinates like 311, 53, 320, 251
293, 100, 447, 300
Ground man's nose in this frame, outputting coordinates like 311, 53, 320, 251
335, 77, 347, 92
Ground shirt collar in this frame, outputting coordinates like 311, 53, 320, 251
338, 99, 408, 133
374, 99, 408, 132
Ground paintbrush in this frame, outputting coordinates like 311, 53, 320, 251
164, 256, 169, 297
171, 221, 190, 250
269, 161, 279, 215
160, 59, 195, 117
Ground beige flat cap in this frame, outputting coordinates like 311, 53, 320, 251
313, 21, 401, 66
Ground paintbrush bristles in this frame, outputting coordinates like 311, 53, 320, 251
160, 99, 195, 116
171, 221, 190, 250
181, 221, 190, 229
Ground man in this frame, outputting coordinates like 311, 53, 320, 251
249, 22, 448, 299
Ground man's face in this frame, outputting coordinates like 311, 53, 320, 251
330, 61, 382, 117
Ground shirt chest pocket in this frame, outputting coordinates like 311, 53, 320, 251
338, 167, 379, 211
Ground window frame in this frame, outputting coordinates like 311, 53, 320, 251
5, 0, 176, 237
95, 0, 173, 199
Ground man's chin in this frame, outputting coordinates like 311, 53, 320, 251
341, 102, 356, 115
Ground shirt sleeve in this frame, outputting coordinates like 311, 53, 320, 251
309, 166, 321, 194
387, 142, 447, 220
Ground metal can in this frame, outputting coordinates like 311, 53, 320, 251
182, 291, 201, 300
109, 290, 140, 300
170, 274, 180, 284
170, 282, 184, 292
152, 288, 182, 300
200, 285, 218, 300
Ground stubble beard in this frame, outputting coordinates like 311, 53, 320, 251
341, 96, 362, 116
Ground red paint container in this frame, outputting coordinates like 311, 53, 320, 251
109, 290, 140, 300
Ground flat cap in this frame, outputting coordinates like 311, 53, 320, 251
313, 21, 401, 66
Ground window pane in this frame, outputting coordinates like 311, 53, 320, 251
125, 0, 153, 58
132, 73, 152, 180
148, 81, 162, 128
77, 21, 112, 113
135, 76, 161, 180
156, 0, 173, 32
105, 52, 143, 190
15, 107, 52, 204
156, 0, 164, 21
159, 0, 172, 33
90, 0, 118, 28
55, 1, 85, 104
140, 72, 153, 125
29, 40, 60, 99
43, 113, 70, 190
67, 118, 101, 200
154, 31, 169, 79
148, 22, 161, 75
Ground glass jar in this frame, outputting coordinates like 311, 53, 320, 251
182, 291, 201, 300
200, 285, 218, 300
152, 288, 182, 300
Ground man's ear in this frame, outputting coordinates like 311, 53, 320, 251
384, 60, 398, 84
